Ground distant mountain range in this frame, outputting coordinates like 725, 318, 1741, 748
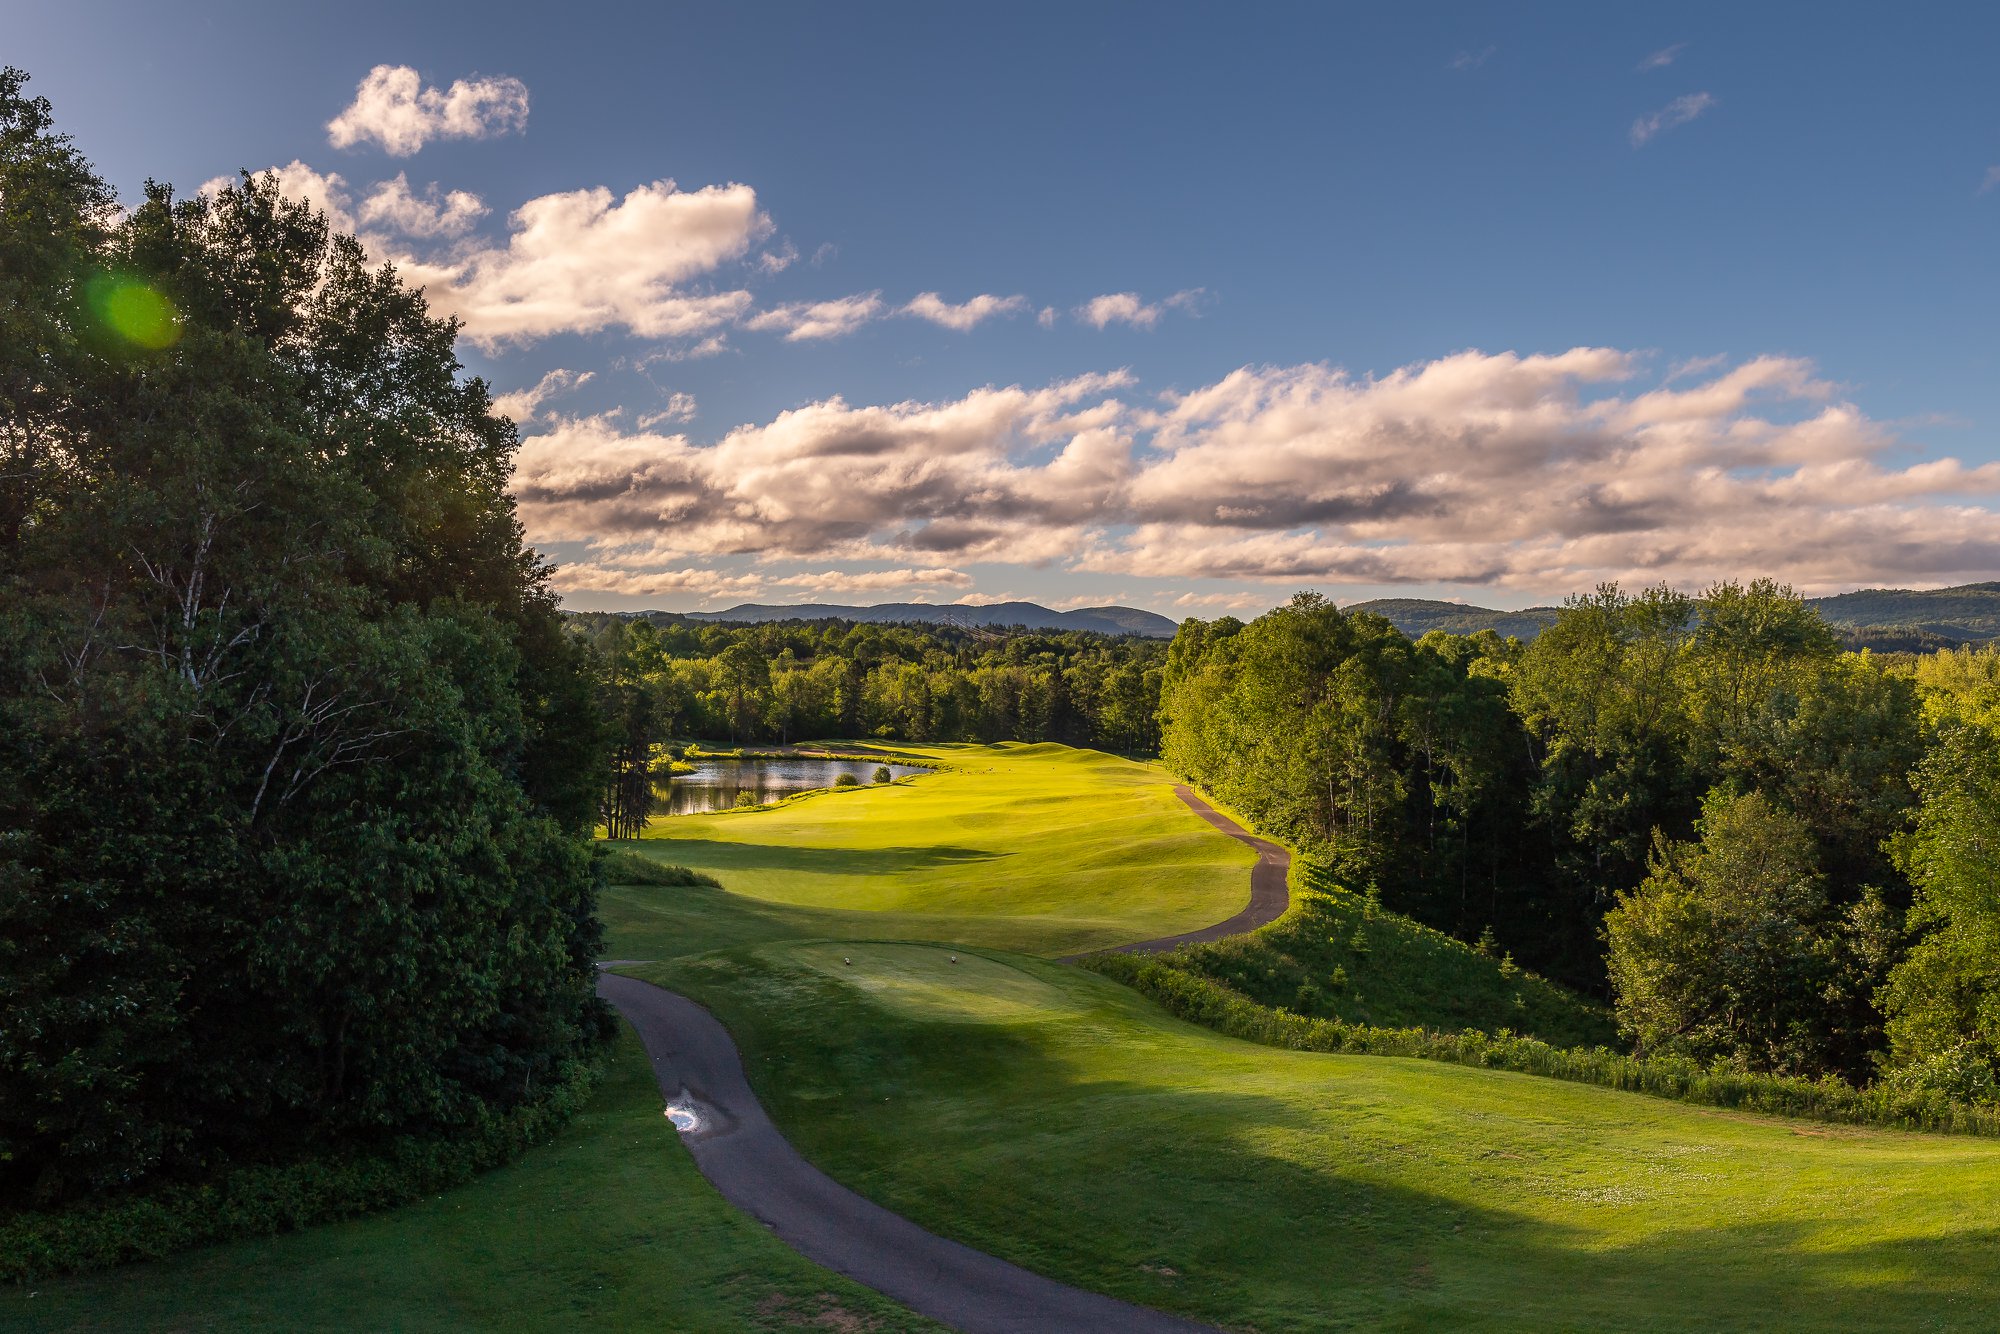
1346, 583, 2000, 649
622, 582, 2000, 650
1344, 599, 1562, 641
685, 600, 1180, 638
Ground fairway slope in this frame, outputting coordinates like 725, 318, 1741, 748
655, 939, 2000, 1332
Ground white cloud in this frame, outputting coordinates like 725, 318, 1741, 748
491, 368, 594, 423
756, 240, 799, 274
1631, 92, 1717, 146
513, 350, 2000, 601
389, 179, 768, 347
1637, 43, 1688, 72
1037, 306, 1059, 329
638, 393, 698, 429
1075, 289, 1204, 329
901, 292, 1030, 331
1451, 46, 1497, 71
744, 292, 885, 341
810, 242, 838, 267
327, 65, 530, 156
357, 173, 487, 237
1980, 166, 2000, 196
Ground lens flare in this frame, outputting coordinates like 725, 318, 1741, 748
87, 275, 181, 350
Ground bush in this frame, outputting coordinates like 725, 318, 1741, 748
834, 773, 860, 787
874, 765, 893, 783
594, 849, 720, 888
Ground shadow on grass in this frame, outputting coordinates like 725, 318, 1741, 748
617, 836, 1005, 878
665, 947, 2000, 1334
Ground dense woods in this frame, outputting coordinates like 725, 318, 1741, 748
573, 612, 1165, 830
0, 71, 607, 1208
1160, 585, 2000, 1095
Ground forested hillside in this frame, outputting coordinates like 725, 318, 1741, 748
1160, 584, 2000, 1098
0, 71, 607, 1215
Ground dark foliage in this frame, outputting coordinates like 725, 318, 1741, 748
0, 71, 608, 1209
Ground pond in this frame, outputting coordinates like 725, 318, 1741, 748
654, 755, 925, 817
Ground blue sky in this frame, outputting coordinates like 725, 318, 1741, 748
15, 2, 2000, 615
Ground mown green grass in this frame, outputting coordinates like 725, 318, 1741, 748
603, 742, 1256, 958
649, 941, 2000, 1333
0, 1029, 939, 1334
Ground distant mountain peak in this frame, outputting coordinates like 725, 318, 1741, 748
682, 600, 1178, 638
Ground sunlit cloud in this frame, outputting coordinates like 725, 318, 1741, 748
513, 349, 2000, 603
744, 292, 886, 341
901, 292, 1030, 331
357, 173, 487, 237
327, 65, 530, 156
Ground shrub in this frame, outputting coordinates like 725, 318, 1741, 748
874, 765, 893, 783
594, 850, 721, 888
834, 773, 860, 787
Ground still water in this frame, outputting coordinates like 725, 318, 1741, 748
654, 756, 924, 816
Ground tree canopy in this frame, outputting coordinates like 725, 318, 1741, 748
0, 69, 606, 1206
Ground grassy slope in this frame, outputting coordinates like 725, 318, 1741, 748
0, 1029, 938, 1334
604, 742, 1256, 958
1157, 863, 1616, 1048
654, 941, 2000, 1333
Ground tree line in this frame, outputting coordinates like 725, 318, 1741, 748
1160, 584, 2000, 1097
0, 71, 607, 1209
572, 612, 1166, 831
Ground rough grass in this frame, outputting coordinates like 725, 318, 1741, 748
651, 941, 2000, 1333
0, 1029, 939, 1333
1161, 862, 1616, 1048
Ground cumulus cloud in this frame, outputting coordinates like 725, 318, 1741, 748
491, 368, 594, 423
1075, 289, 1204, 329
327, 65, 530, 156
514, 349, 2000, 602
743, 292, 885, 341
357, 173, 487, 237
547, 560, 971, 603
902, 292, 1030, 331
391, 179, 769, 347
1631, 92, 1717, 146
1638, 43, 1688, 71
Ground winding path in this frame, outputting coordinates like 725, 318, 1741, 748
597, 971, 1211, 1333
1103, 785, 1292, 955
595, 781, 1283, 1332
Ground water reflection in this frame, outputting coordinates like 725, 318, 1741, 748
655, 756, 922, 816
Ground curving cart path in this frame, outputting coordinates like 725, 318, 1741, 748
1103, 784, 1291, 955
596, 783, 1282, 1332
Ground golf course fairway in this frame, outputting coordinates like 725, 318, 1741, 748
601, 743, 1257, 959
13, 743, 2000, 1332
